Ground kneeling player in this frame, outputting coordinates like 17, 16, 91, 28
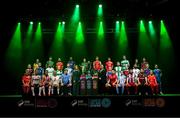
41, 70, 51, 96
148, 70, 158, 95
31, 69, 41, 96
22, 69, 31, 95
51, 71, 60, 95
60, 69, 72, 96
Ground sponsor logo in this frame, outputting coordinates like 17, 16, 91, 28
125, 99, 142, 106
143, 98, 165, 108
71, 99, 88, 107
36, 98, 58, 108
88, 98, 111, 108
17, 99, 34, 107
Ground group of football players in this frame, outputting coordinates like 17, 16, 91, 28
22, 56, 163, 96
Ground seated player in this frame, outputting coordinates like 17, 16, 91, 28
133, 64, 140, 86
22, 69, 31, 95
116, 71, 126, 95
51, 70, 60, 95
147, 70, 158, 95
106, 67, 113, 78
92, 72, 99, 95
60, 69, 72, 96
65, 63, 73, 77
105, 57, 114, 72
41, 70, 51, 96
98, 65, 107, 95
126, 69, 138, 95
114, 62, 122, 76
137, 69, 148, 95
106, 70, 118, 95
154, 64, 163, 94
31, 69, 41, 96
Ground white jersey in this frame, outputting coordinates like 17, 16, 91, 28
133, 68, 140, 79
119, 74, 126, 84
51, 76, 60, 85
66, 67, 73, 76
46, 67, 54, 78
32, 75, 41, 85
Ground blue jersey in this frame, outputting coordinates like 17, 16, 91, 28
154, 69, 161, 81
37, 67, 44, 77
144, 69, 151, 77
106, 71, 112, 77
61, 74, 71, 85
68, 60, 75, 69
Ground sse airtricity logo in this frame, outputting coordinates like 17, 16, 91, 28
101, 98, 111, 108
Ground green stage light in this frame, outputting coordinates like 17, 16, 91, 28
30, 21, 33, 25
38, 22, 41, 25
59, 22, 61, 25
149, 21, 152, 24
99, 4, 102, 8
62, 21, 65, 24
76, 4, 79, 8
116, 21, 119, 24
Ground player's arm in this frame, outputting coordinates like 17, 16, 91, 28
145, 77, 148, 85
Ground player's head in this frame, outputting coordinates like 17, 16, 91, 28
64, 69, 68, 74
38, 63, 42, 67
83, 58, 86, 62
96, 56, 99, 60
74, 65, 79, 70
150, 70, 153, 75
129, 69, 133, 73
49, 57, 52, 61
70, 57, 73, 61
36, 59, 39, 63
120, 71, 124, 75
135, 59, 138, 63
67, 63, 70, 67
53, 71, 56, 76
45, 70, 48, 75
155, 64, 158, 69
58, 58, 61, 61
87, 70, 91, 74
134, 64, 137, 68
27, 64, 31, 68
108, 57, 111, 61
143, 57, 146, 62
117, 61, 120, 66
140, 69, 144, 73
123, 55, 126, 60
88, 61, 90, 63
112, 69, 115, 74
25, 69, 29, 75
146, 64, 149, 69
48, 64, 51, 68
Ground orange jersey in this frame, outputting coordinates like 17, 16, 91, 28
93, 60, 101, 70
148, 75, 157, 85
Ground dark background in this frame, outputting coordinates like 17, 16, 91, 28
0, 0, 179, 95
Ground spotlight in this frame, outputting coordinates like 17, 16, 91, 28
30, 21, 33, 25
99, 4, 102, 8
116, 21, 119, 24
62, 21, 65, 24
76, 4, 79, 8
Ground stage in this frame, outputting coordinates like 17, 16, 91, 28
0, 94, 180, 117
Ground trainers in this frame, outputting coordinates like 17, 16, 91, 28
68, 93, 72, 96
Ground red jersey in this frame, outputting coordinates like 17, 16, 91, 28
127, 74, 135, 86
93, 60, 101, 71
105, 61, 113, 71
108, 74, 117, 87
148, 75, 157, 85
22, 75, 31, 84
123, 70, 129, 76
56, 62, 63, 70
138, 73, 146, 84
